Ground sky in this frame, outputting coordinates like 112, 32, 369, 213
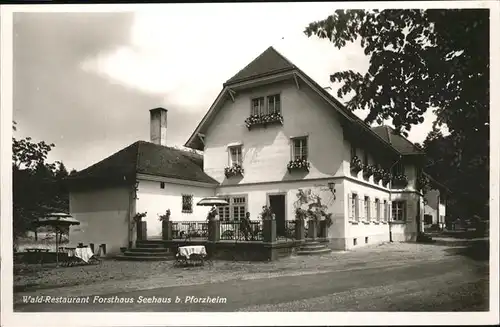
12, 4, 443, 171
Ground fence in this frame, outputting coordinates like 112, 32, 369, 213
171, 221, 208, 240
220, 220, 263, 241
277, 220, 297, 240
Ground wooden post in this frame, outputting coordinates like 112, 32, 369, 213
319, 220, 328, 238
162, 220, 172, 241
263, 219, 276, 243
307, 220, 317, 240
295, 219, 305, 240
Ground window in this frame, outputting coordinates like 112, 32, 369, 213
160, 182, 165, 189
292, 137, 308, 160
353, 238, 357, 246
350, 144, 357, 159
229, 146, 242, 165
218, 196, 247, 221
267, 94, 281, 114
232, 197, 246, 221
218, 197, 231, 221
365, 237, 369, 244
251, 97, 265, 116
375, 199, 381, 221
350, 193, 359, 221
391, 201, 406, 221
383, 200, 388, 221
424, 214, 433, 224
182, 195, 193, 213
363, 151, 369, 166
364, 196, 370, 220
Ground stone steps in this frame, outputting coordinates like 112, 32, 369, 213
296, 240, 331, 256
115, 240, 173, 261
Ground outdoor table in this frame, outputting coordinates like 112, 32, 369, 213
67, 247, 94, 263
176, 245, 207, 266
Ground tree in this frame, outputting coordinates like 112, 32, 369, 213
304, 9, 489, 219
12, 129, 71, 238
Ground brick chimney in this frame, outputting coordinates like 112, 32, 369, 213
149, 107, 168, 146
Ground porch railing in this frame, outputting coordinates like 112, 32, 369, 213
171, 221, 208, 239
277, 220, 297, 240
220, 220, 263, 241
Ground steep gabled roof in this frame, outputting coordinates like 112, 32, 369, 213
67, 141, 218, 186
371, 125, 424, 155
224, 47, 296, 85
185, 47, 399, 156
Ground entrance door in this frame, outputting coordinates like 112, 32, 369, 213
269, 194, 286, 237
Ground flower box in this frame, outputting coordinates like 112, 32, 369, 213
417, 174, 430, 192
362, 164, 376, 178
287, 158, 310, 173
350, 156, 363, 173
392, 174, 409, 188
373, 167, 386, 182
245, 113, 283, 130
382, 171, 391, 186
224, 163, 244, 178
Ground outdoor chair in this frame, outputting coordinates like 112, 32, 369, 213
88, 245, 103, 265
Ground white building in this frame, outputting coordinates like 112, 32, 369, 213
68, 47, 445, 255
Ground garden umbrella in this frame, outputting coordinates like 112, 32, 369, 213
196, 197, 229, 206
34, 212, 80, 266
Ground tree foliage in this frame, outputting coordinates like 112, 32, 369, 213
12, 130, 70, 238
305, 9, 489, 219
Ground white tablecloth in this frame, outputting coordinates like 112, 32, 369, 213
67, 247, 94, 263
178, 245, 207, 259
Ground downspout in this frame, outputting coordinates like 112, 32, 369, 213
388, 155, 403, 242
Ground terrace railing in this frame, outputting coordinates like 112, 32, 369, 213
171, 221, 208, 240
220, 220, 263, 241
277, 220, 297, 240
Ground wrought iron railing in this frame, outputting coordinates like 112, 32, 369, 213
277, 220, 297, 240
171, 221, 208, 239
220, 220, 263, 241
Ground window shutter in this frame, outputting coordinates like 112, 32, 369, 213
359, 198, 364, 220
348, 194, 352, 219
356, 197, 361, 221
404, 201, 410, 222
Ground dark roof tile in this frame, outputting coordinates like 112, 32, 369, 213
224, 46, 296, 85
371, 125, 423, 155
68, 141, 218, 185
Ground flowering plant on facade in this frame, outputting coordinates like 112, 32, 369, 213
350, 156, 363, 172
259, 205, 274, 220
287, 157, 310, 171
158, 209, 171, 222
392, 174, 409, 187
133, 211, 147, 224
417, 173, 430, 192
362, 164, 376, 177
382, 171, 392, 185
244, 113, 284, 129
373, 167, 385, 181
224, 163, 244, 178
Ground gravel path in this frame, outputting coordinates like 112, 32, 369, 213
13, 241, 467, 305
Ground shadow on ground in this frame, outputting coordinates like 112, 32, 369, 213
443, 239, 489, 261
